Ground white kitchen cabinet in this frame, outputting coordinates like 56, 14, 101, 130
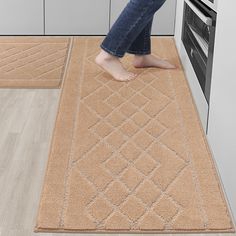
174, 0, 208, 132
0, 0, 44, 35
174, 0, 184, 49
174, 0, 236, 224
110, 0, 176, 35
45, 0, 110, 35
207, 0, 236, 223
0, 0, 176, 35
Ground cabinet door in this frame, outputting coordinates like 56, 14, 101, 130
110, 0, 176, 35
45, 0, 110, 35
174, 0, 184, 49
0, 0, 43, 35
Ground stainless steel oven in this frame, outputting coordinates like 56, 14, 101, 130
200, 0, 217, 11
181, 0, 217, 104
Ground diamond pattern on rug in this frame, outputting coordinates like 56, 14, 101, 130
35, 37, 235, 233
0, 37, 70, 88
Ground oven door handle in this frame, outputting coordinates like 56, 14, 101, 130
185, 0, 212, 26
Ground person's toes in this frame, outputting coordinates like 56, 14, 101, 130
129, 72, 138, 78
115, 73, 137, 82
128, 73, 138, 80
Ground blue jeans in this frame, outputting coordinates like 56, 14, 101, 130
100, 0, 167, 58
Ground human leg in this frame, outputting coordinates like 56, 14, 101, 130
100, 0, 164, 58
95, 0, 175, 82
126, 16, 154, 55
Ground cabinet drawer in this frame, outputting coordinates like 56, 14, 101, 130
110, 0, 176, 35
45, 0, 110, 35
0, 0, 43, 35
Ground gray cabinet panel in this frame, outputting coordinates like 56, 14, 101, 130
110, 0, 176, 35
0, 0, 43, 35
45, 0, 110, 35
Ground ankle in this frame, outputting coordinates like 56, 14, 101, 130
134, 53, 150, 58
134, 54, 150, 63
99, 49, 117, 60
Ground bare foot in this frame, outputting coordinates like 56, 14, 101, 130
95, 49, 138, 82
133, 54, 176, 69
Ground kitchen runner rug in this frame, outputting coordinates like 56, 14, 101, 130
34, 36, 235, 233
0, 36, 71, 88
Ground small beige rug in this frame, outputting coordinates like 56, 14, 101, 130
0, 36, 71, 88
34, 36, 235, 233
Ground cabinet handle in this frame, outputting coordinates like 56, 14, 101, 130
185, 0, 212, 26
190, 48, 194, 57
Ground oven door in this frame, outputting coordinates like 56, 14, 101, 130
184, 0, 212, 57
199, 0, 217, 12
182, 0, 216, 103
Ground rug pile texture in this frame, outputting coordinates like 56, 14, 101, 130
0, 37, 70, 88
34, 36, 235, 233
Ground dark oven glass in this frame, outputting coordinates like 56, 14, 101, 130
182, 0, 216, 104
185, 2, 211, 46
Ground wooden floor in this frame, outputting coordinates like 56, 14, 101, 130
0, 88, 235, 236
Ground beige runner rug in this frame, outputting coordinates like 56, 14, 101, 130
0, 36, 71, 88
34, 36, 235, 233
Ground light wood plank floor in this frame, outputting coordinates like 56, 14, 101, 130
0, 88, 235, 236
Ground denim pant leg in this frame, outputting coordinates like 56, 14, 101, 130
100, 0, 167, 58
126, 16, 154, 55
